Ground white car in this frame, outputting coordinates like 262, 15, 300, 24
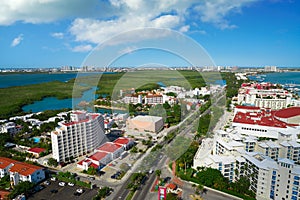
50, 177, 56, 181
76, 188, 83, 194
59, 182, 65, 186
68, 182, 75, 187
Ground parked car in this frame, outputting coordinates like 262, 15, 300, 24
76, 188, 84, 194
50, 177, 57, 181
44, 181, 50, 185
59, 182, 65, 186
68, 182, 75, 187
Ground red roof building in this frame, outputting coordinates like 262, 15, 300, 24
9, 162, 42, 176
89, 152, 108, 161
97, 142, 122, 153
274, 107, 300, 118
28, 147, 46, 154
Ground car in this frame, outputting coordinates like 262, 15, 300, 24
59, 182, 65, 186
50, 177, 57, 181
149, 169, 153, 174
44, 181, 50, 185
50, 189, 58, 193
68, 182, 75, 186
76, 188, 84, 194
89, 176, 95, 180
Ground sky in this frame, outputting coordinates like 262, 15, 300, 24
0, 0, 299, 68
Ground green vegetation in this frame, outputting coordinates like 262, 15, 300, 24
135, 83, 161, 92
126, 172, 147, 192
0, 70, 227, 119
55, 171, 91, 188
31, 109, 70, 121
93, 187, 113, 200
0, 79, 89, 119
47, 158, 58, 167
8, 181, 35, 199
174, 142, 256, 200
0, 175, 10, 190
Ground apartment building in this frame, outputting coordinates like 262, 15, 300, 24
145, 94, 163, 104
123, 94, 143, 104
242, 153, 300, 200
51, 111, 105, 162
237, 82, 292, 110
0, 157, 45, 186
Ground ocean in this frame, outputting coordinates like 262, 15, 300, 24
248, 71, 300, 95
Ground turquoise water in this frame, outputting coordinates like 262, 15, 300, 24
32, 137, 40, 143
22, 86, 98, 112
249, 72, 300, 95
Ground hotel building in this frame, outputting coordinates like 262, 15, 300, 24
51, 111, 105, 162
237, 82, 292, 110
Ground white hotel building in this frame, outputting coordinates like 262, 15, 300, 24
51, 111, 105, 162
237, 82, 292, 110
193, 105, 300, 199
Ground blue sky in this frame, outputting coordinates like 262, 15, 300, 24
0, 0, 299, 68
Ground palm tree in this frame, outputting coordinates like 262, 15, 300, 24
155, 169, 161, 178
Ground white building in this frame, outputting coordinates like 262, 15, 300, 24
237, 82, 292, 110
145, 94, 163, 104
232, 106, 300, 139
0, 157, 45, 186
51, 111, 105, 162
123, 94, 142, 104
0, 122, 22, 135
242, 153, 300, 200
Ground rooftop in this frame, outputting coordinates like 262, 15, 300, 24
233, 109, 298, 128
113, 137, 131, 145
89, 152, 108, 161
9, 162, 42, 176
97, 142, 122, 153
62, 113, 100, 126
274, 107, 300, 119
27, 147, 46, 154
0, 157, 16, 169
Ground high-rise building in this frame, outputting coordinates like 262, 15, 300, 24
51, 111, 105, 162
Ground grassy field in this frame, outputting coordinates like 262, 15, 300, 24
0, 79, 89, 119
0, 70, 224, 119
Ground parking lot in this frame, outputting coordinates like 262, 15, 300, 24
28, 179, 98, 200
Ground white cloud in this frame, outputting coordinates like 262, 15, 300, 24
0, 0, 259, 47
195, 0, 256, 29
71, 44, 93, 52
179, 25, 190, 33
0, 0, 114, 25
51, 32, 64, 39
11, 34, 24, 47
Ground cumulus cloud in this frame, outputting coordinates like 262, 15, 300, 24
1, 0, 259, 46
195, 0, 256, 29
71, 44, 93, 52
0, 0, 114, 25
51, 32, 64, 39
11, 34, 24, 47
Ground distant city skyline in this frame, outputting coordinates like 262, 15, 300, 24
0, 0, 299, 68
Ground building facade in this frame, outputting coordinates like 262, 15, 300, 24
51, 111, 105, 162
